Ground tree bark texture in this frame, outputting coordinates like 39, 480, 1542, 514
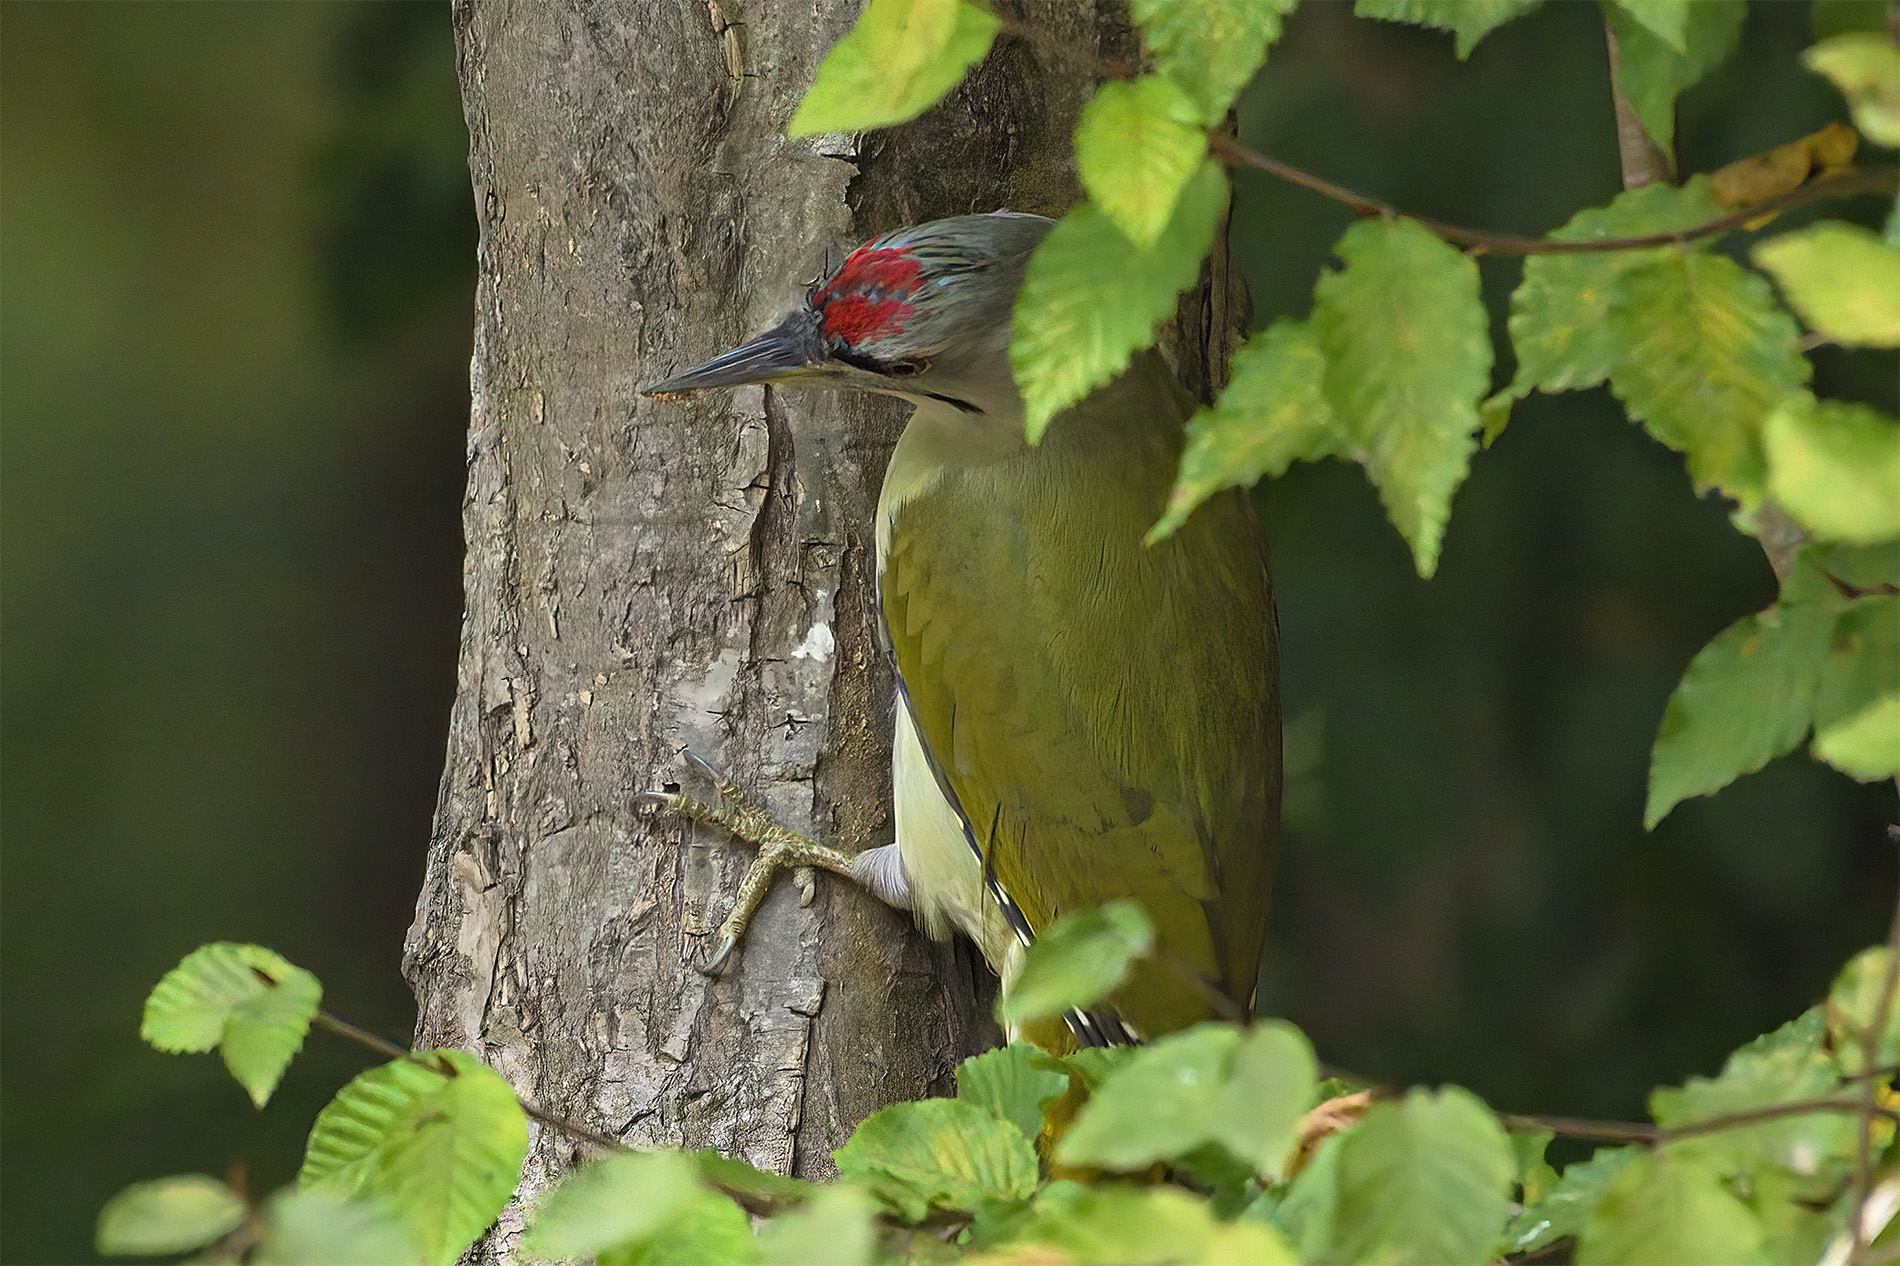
403, 1, 1234, 1256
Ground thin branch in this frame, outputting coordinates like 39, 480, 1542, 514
313, 1011, 412, 1063
1603, 16, 1672, 189
1499, 1112, 1660, 1146
1210, 133, 1899, 256
1501, 1096, 1900, 1150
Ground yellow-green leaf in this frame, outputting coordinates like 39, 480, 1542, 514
1611, 0, 1691, 52
1011, 161, 1228, 442
1576, 1150, 1766, 1265
1607, 250, 1810, 506
787, 0, 999, 138
1805, 32, 1900, 148
1312, 217, 1492, 578
756, 1185, 878, 1266
253, 1188, 424, 1266
1765, 395, 1900, 543
834, 1097, 1038, 1221
955, 1044, 1072, 1145
1644, 597, 1838, 829
97, 1175, 247, 1258
1132, 0, 1295, 124
1074, 77, 1209, 249
300, 1051, 528, 1266
1603, 0, 1746, 155
1827, 945, 1900, 1072
1151, 318, 1335, 541
1353, 0, 1544, 58
998, 900, 1155, 1029
1753, 221, 1900, 346
141, 942, 322, 1108
1816, 692, 1900, 780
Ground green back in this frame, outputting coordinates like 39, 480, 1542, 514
880, 354, 1281, 1036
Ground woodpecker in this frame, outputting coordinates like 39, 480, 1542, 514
644, 212, 1280, 1043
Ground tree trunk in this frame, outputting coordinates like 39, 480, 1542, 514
403, 0, 1226, 1256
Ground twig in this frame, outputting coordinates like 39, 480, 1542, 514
313, 1011, 412, 1063
1500, 1096, 1900, 1150
1210, 133, 1899, 256
1603, 15, 1672, 188
1499, 1112, 1660, 1146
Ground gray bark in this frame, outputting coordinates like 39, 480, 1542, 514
402, 0, 1229, 1255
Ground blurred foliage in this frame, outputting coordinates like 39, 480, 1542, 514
5, 1, 1897, 1263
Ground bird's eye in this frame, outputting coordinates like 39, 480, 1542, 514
886, 360, 927, 378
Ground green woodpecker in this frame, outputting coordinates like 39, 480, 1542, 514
644, 212, 1280, 1043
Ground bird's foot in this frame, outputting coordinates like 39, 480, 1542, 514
636, 752, 861, 977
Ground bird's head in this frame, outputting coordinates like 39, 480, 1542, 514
644, 211, 1051, 417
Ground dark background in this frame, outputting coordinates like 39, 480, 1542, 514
2, 2, 1893, 1261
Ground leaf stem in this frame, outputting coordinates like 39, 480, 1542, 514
1209, 132, 1898, 256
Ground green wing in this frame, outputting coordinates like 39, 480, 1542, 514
880, 357, 1280, 1036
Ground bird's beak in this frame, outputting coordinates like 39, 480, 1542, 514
642, 309, 830, 398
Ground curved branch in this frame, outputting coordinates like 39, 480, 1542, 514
1208, 133, 1899, 257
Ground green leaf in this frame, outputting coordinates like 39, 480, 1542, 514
786, 0, 999, 138
1326, 1087, 1515, 1266
1649, 1009, 1852, 1181
1816, 691, 1900, 779
1754, 221, 1900, 347
693, 1149, 820, 1212
1061, 1045, 1140, 1091
1766, 396, 1900, 545
525, 1151, 699, 1260
1611, 0, 1691, 51
1608, 250, 1810, 505
1644, 598, 1838, 828
834, 1097, 1038, 1221
1505, 178, 1727, 401
997, 900, 1155, 1028
1826, 946, 1900, 1074
299, 1050, 529, 1266
141, 942, 322, 1108
1511, 1130, 1558, 1206
1505, 1146, 1640, 1256
1260, 1129, 1343, 1259
1814, 0, 1896, 41
1603, 0, 1746, 155
1312, 216, 1492, 577
1150, 318, 1336, 542
598, 1189, 756, 1266
1353, 0, 1544, 58
1576, 1150, 1766, 1265
1074, 78, 1209, 249
755, 1185, 878, 1266
1057, 1024, 1239, 1171
1211, 1021, 1319, 1181
253, 1187, 424, 1266
1132, 0, 1294, 124
1012, 161, 1229, 442
97, 1174, 247, 1257
1809, 541, 1900, 592
1026, 1182, 1298, 1265
1805, 32, 1900, 148
956, 1044, 1072, 1145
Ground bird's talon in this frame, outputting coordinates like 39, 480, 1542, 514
700, 934, 738, 978
634, 790, 679, 813
795, 866, 817, 907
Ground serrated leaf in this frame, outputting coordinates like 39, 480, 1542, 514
1505, 178, 1726, 401
1211, 1021, 1319, 1181
1649, 1009, 1852, 1181
756, 1185, 878, 1266
1132, 0, 1294, 124
1325, 1087, 1515, 1266
786, 0, 999, 138
997, 900, 1155, 1028
1644, 598, 1838, 828
141, 942, 322, 1108
1150, 318, 1335, 541
1806, 32, 1900, 148
1056, 1025, 1240, 1170
1353, 0, 1544, 58
1754, 221, 1900, 346
1026, 1182, 1298, 1265
1611, 0, 1690, 51
1576, 1150, 1766, 1265
1603, 0, 1746, 155
1505, 1146, 1640, 1255
1827, 946, 1900, 1073
1312, 216, 1492, 577
1765, 396, 1900, 544
253, 1187, 424, 1266
96, 1174, 247, 1257
1608, 250, 1810, 505
835, 1097, 1038, 1221
300, 1050, 528, 1266
1012, 161, 1228, 442
1075, 78, 1208, 249
956, 1044, 1072, 1145
1817, 692, 1900, 779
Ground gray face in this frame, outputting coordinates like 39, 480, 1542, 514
643, 211, 1053, 418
